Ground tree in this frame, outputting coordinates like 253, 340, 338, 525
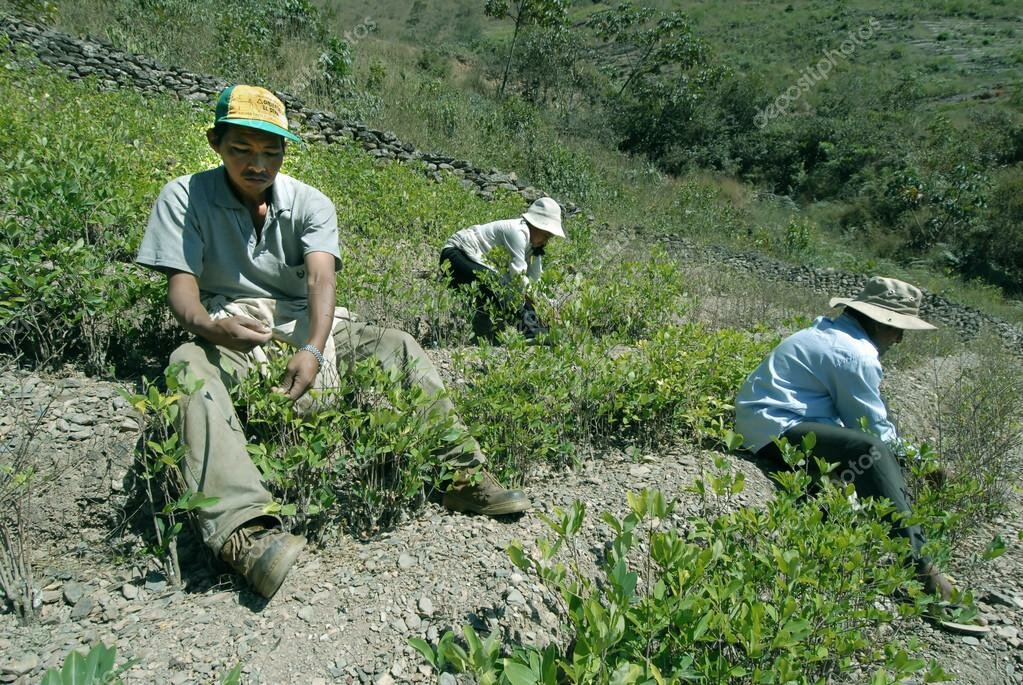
586, 2, 707, 98
483, 0, 568, 97
405, 0, 426, 36
516, 23, 585, 106
585, 2, 721, 162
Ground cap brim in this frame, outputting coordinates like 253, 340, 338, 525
216, 117, 301, 142
831, 298, 937, 330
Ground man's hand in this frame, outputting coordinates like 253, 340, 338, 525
167, 271, 273, 351
210, 316, 273, 352
275, 250, 335, 403
274, 350, 319, 401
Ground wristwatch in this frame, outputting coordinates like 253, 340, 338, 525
299, 343, 324, 369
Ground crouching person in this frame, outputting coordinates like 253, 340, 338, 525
735, 277, 954, 601
440, 197, 565, 340
137, 85, 530, 599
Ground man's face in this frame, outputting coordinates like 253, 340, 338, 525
527, 224, 552, 248
872, 324, 904, 357
208, 125, 285, 201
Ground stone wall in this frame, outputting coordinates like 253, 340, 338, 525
3, 15, 1021, 353
0, 16, 572, 213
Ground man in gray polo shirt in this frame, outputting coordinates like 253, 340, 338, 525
137, 85, 529, 599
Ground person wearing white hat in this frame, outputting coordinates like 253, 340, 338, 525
735, 276, 955, 602
440, 197, 565, 339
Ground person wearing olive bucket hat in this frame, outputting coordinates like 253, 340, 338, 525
440, 197, 565, 340
735, 277, 963, 610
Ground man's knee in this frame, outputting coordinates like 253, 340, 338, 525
378, 328, 422, 358
170, 342, 202, 365
837, 433, 892, 480
376, 328, 439, 383
168, 342, 240, 392
857, 434, 892, 463
169, 342, 215, 378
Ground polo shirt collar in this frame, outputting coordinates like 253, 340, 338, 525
212, 166, 295, 215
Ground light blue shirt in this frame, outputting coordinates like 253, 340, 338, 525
735, 313, 898, 452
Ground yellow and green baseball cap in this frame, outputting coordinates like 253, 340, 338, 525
214, 85, 301, 142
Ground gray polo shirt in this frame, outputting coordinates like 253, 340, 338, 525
137, 167, 341, 302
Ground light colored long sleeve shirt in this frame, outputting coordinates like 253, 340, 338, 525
735, 313, 898, 453
443, 218, 542, 286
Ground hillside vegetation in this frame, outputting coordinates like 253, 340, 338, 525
11, 0, 1023, 313
326, 0, 1023, 295
1, 3, 1022, 683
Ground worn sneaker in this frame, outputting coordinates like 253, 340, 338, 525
220, 524, 306, 599
442, 470, 531, 516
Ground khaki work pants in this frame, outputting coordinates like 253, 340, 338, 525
169, 321, 484, 554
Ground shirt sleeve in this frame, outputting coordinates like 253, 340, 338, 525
136, 178, 203, 276
300, 189, 342, 270
829, 352, 899, 443
500, 223, 530, 286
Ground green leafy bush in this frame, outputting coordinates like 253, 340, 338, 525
963, 164, 1023, 291
39, 643, 241, 685
121, 362, 212, 586
416, 444, 964, 684
0, 58, 196, 372
232, 344, 470, 539
41, 643, 126, 685
550, 247, 690, 340
454, 323, 775, 482
905, 340, 1023, 522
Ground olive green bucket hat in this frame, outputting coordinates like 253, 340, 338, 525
830, 276, 936, 330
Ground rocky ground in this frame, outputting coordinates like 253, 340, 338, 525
2, 341, 1023, 685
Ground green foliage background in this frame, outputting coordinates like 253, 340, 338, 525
7, 0, 1023, 305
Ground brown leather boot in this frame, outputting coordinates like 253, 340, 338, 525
220, 523, 306, 599
442, 470, 531, 516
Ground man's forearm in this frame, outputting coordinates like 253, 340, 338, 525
305, 267, 335, 353
170, 297, 216, 337
167, 273, 222, 342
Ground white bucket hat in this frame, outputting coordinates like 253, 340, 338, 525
830, 276, 936, 330
522, 197, 565, 238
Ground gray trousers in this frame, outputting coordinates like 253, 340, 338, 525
169, 321, 483, 554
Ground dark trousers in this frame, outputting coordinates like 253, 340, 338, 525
440, 247, 495, 291
440, 247, 500, 339
756, 422, 927, 565
439, 247, 548, 340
